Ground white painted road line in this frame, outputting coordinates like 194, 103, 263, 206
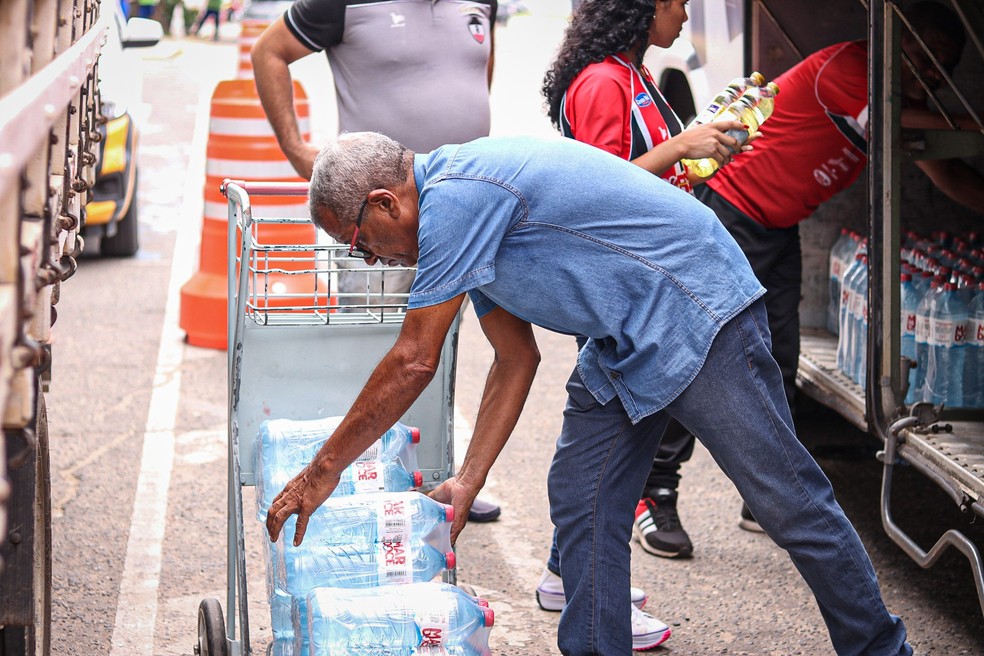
109, 85, 209, 656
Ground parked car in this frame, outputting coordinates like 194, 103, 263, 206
84, 6, 162, 257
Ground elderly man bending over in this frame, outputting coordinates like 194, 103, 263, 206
265, 131, 912, 656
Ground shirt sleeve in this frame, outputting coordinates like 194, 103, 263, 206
408, 176, 524, 310
817, 42, 869, 128
565, 66, 632, 159
284, 0, 347, 52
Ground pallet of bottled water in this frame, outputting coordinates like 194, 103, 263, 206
254, 417, 494, 655
828, 228, 984, 409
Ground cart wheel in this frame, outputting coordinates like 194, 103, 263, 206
196, 598, 227, 656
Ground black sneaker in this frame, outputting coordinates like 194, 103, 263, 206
467, 496, 501, 522
632, 489, 693, 558
739, 502, 765, 533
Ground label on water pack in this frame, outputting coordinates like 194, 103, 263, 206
357, 442, 381, 461
971, 319, 984, 346
376, 496, 413, 544
928, 317, 960, 347
417, 603, 454, 646
351, 461, 386, 494
377, 539, 415, 585
915, 313, 932, 343
902, 310, 917, 339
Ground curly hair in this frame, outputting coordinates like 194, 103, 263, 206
542, 0, 657, 129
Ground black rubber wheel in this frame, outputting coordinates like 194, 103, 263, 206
0, 386, 51, 656
31, 391, 52, 656
101, 173, 140, 257
196, 598, 227, 656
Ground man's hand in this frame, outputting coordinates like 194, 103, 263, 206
266, 461, 341, 546
428, 476, 480, 544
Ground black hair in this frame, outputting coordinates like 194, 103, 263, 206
542, 0, 657, 129
906, 1, 966, 54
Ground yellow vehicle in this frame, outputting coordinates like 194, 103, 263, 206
85, 4, 161, 256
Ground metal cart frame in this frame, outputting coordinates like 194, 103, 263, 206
195, 180, 460, 656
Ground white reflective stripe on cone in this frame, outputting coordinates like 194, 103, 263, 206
209, 116, 310, 137
206, 158, 298, 178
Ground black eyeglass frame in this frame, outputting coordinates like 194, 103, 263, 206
347, 199, 373, 259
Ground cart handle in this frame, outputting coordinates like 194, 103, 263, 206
220, 179, 310, 197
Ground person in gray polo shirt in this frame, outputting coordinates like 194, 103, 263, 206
250, 0, 503, 524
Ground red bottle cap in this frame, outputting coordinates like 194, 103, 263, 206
413, 471, 423, 488
483, 608, 495, 627
410, 427, 421, 444
444, 504, 454, 523
444, 551, 456, 570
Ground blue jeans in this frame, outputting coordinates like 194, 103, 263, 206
547, 299, 910, 656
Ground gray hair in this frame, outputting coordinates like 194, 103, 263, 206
308, 132, 412, 232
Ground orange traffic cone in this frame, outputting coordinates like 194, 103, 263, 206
237, 19, 269, 79
179, 78, 320, 349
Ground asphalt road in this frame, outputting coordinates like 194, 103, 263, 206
44, 3, 984, 655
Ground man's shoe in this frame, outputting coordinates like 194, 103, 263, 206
739, 502, 765, 533
631, 604, 672, 651
633, 489, 694, 558
468, 497, 501, 522
535, 568, 647, 612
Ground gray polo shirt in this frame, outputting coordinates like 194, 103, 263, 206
284, 0, 496, 152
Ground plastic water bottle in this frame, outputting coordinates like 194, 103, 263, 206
851, 256, 869, 388
334, 461, 424, 497
964, 283, 984, 408
901, 272, 921, 405
279, 492, 453, 548
925, 282, 968, 407
682, 81, 781, 178
307, 583, 494, 654
912, 277, 944, 403
828, 228, 854, 335
686, 72, 766, 128
255, 418, 421, 519
282, 543, 454, 593
837, 251, 865, 377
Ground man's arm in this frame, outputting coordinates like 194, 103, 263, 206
914, 157, 984, 216
251, 17, 321, 179
266, 294, 466, 545
430, 306, 540, 542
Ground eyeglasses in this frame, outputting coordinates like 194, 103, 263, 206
347, 199, 373, 259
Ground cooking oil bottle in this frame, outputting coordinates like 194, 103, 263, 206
683, 81, 780, 178
686, 71, 766, 128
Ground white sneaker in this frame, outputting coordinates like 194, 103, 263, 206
631, 604, 671, 651
534, 568, 647, 611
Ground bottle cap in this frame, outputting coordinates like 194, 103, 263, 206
944, 282, 957, 291
901, 272, 911, 282
410, 427, 421, 444
483, 608, 495, 627
750, 71, 765, 86
475, 597, 490, 607
444, 503, 454, 523
413, 471, 423, 488
444, 551, 456, 570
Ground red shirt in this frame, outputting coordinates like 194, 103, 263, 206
707, 41, 869, 228
561, 54, 693, 194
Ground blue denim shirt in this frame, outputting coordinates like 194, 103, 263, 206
409, 136, 765, 422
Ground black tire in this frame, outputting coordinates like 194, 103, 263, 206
101, 174, 140, 257
196, 598, 227, 656
0, 387, 51, 656
31, 391, 52, 656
